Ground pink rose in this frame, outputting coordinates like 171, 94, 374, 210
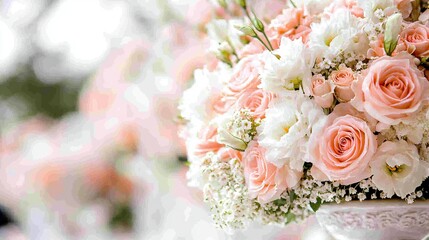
194, 124, 224, 157
243, 141, 301, 204
308, 107, 377, 184
310, 74, 334, 108
401, 22, 429, 57
267, 8, 312, 48
351, 53, 429, 130
224, 55, 263, 98
395, 0, 413, 19
329, 65, 356, 102
237, 89, 275, 119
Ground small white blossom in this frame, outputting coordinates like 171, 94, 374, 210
217, 109, 259, 151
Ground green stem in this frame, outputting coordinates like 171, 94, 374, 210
255, 35, 272, 52
243, 8, 273, 51
262, 31, 274, 51
290, 0, 297, 8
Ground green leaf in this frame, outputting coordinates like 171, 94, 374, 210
289, 190, 297, 202
273, 198, 287, 206
310, 197, 322, 212
286, 212, 296, 224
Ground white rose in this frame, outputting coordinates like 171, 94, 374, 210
370, 140, 429, 198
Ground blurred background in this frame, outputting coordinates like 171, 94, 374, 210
0, 0, 331, 239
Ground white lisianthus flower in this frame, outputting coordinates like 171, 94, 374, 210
310, 9, 368, 59
358, 0, 396, 22
257, 94, 324, 171
260, 38, 314, 95
370, 140, 429, 198
179, 67, 227, 131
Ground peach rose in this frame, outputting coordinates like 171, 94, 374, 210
243, 141, 301, 204
194, 124, 224, 157
401, 22, 429, 57
310, 74, 334, 108
308, 110, 377, 184
352, 53, 429, 130
329, 65, 356, 102
267, 8, 312, 48
237, 89, 275, 119
224, 55, 263, 98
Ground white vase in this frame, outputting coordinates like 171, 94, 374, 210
316, 200, 429, 240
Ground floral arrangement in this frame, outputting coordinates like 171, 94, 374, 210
179, 0, 429, 232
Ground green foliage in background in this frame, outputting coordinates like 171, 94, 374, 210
0, 64, 81, 120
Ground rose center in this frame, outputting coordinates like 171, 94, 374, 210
410, 32, 424, 42
338, 136, 353, 152
383, 77, 405, 98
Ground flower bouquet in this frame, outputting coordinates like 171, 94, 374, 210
179, 0, 429, 236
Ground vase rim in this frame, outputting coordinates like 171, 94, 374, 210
318, 199, 429, 211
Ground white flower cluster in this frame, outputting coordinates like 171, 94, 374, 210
260, 38, 313, 94
217, 108, 260, 151
200, 153, 254, 231
258, 96, 323, 170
